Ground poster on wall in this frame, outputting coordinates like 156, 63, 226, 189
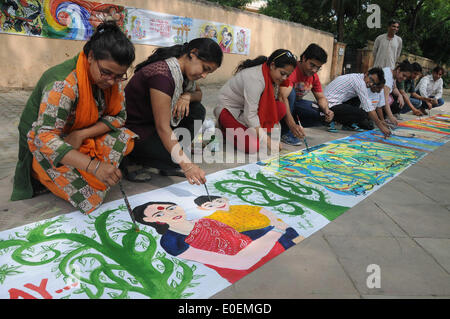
0, 0, 251, 55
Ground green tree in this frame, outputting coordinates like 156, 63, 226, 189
213, 170, 349, 221
0, 208, 198, 299
259, 0, 449, 65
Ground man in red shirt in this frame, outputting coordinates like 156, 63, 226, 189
279, 44, 334, 145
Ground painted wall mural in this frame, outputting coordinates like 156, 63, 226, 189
0, 0, 252, 55
1, 116, 449, 299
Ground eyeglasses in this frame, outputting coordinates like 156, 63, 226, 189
308, 61, 322, 72
368, 75, 381, 87
273, 50, 295, 62
96, 60, 128, 81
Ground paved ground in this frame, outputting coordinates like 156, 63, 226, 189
0, 85, 449, 299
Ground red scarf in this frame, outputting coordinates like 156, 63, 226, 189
257, 63, 278, 129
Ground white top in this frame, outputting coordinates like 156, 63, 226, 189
383, 67, 394, 93
324, 73, 374, 112
367, 88, 385, 108
373, 33, 403, 69
215, 64, 266, 128
416, 74, 443, 99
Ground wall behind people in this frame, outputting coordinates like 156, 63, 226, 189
0, 0, 334, 88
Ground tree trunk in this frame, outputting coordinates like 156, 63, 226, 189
337, 0, 345, 41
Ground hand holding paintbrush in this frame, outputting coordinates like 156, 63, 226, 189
296, 115, 311, 152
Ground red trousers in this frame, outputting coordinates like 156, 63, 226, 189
218, 101, 286, 153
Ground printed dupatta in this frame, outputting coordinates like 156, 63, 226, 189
165, 57, 184, 127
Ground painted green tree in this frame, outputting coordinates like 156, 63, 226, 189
214, 170, 349, 221
0, 208, 199, 299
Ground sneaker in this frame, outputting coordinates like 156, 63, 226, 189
327, 121, 338, 133
342, 123, 364, 132
281, 132, 302, 146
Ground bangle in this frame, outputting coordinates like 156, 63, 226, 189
93, 160, 101, 175
182, 165, 194, 173
86, 157, 95, 172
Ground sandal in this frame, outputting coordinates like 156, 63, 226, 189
124, 165, 153, 183
158, 167, 185, 177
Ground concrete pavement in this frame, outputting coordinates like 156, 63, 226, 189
0, 85, 449, 299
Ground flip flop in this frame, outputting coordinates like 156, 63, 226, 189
125, 167, 153, 183
158, 168, 185, 177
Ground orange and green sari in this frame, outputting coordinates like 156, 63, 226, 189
11, 52, 136, 214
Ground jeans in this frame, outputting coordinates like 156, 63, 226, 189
415, 92, 445, 109
128, 101, 206, 170
397, 96, 422, 114
281, 88, 323, 134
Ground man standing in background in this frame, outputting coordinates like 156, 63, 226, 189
373, 19, 403, 69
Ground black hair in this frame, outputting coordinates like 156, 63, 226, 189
131, 201, 177, 235
300, 43, 328, 64
388, 19, 400, 26
368, 67, 386, 85
194, 195, 223, 207
411, 62, 422, 73
134, 37, 223, 73
234, 49, 297, 74
395, 59, 413, 73
83, 21, 135, 66
432, 66, 445, 74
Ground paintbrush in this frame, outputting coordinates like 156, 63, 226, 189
118, 181, 140, 232
204, 183, 212, 202
296, 115, 310, 152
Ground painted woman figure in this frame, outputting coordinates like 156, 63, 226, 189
194, 195, 302, 241
132, 201, 299, 283
123, 38, 223, 184
11, 22, 137, 214
214, 49, 297, 153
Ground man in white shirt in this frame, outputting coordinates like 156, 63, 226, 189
324, 67, 391, 137
373, 20, 402, 69
415, 66, 445, 111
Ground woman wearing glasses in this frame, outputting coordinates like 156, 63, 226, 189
11, 21, 137, 214
214, 49, 297, 154
123, 38, 223, 185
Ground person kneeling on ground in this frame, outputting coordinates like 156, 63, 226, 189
397, 62, 424, 116
278, 43, 334, 145
324, 67, 391, 137
414, 66, 445, 114
11, 22, 137, 214
123, 38, 223, 184
214, 49, 297, 154
378, 60, 413, 124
